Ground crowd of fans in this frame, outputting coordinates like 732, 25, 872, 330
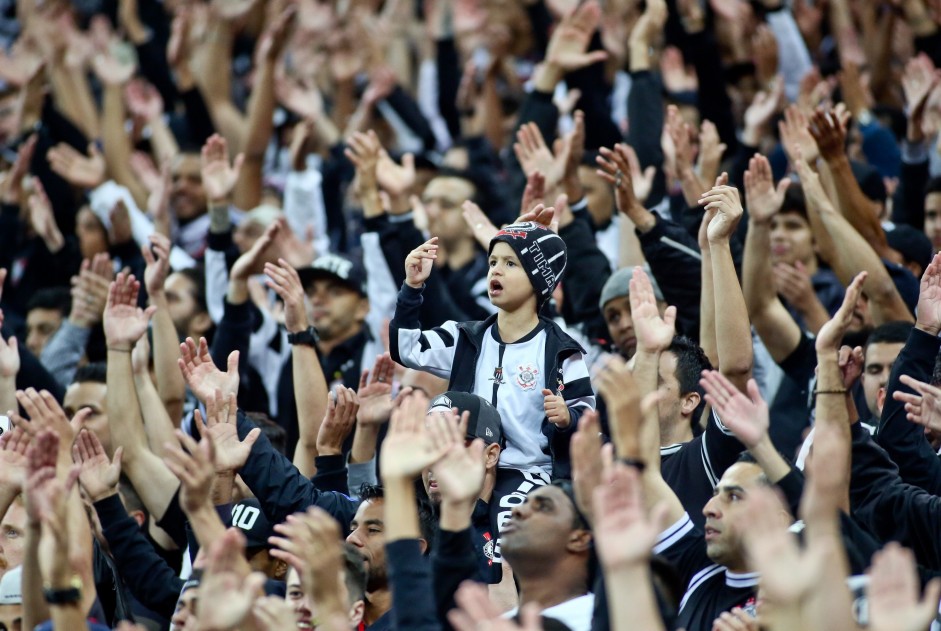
3, 0, 941, 629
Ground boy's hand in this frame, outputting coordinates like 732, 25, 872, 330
405, 237, 438, 289
543, 389, 571, 429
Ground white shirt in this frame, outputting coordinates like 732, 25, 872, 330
505, 594, 595, 631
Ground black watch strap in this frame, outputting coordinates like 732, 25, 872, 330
287, 326, 320, 347
43, 586, 82, 605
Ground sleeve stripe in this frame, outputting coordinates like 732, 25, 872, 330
431, 326, 455, 347
419, 334, 431, 352
563, 376, 594, 399
653, 512, 694, 554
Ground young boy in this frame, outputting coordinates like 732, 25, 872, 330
390, 222, 595, 480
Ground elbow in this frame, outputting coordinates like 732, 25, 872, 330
719, 359, 753, 380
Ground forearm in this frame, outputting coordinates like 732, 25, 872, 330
384, 477, 421, 542
66, 487, 98, 615
101, 85, 149, 209
699, 250, 718, 368
742, 221, 777, 316
813, 354, 852, 512
749, 437, 794, 484
291, 346, 328, 478
825, 156, 889, 255
150, 293, 186, 425
0, 375, 15, 418
23, 524, 47, 631
350, 425, 380, 464
630, 351, 663, 468
606, 565, 664, 631
233, 58, 276, 210
815, 205, 913, 324
48, 62, 96, 140
147, 116, 180, 166
133, 369, 178, 460
709, 240, 753, 388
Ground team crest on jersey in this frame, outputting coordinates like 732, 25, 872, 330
482, 532, 495, 565
490, 366, 505, 385
516, 365, 539, 390
741, 597, 758, 619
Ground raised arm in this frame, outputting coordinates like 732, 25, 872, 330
809, 109, 891, 258
793, 152, 914, 325
742, 155, 802, 362
103, 273, 180, 520
264, 258, 329, 477
595, 356, 685, 525
143, 233, 186, 426
701, 180, 753, 390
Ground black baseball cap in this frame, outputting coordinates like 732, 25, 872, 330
427, 391, 503, 447
231, 499, 274, 550
297, 254, 368, 297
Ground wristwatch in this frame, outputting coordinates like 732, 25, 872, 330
43, 576, 83, 605
287, 326, 320, 347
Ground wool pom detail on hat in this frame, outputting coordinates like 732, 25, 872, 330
489, 222, 567, 308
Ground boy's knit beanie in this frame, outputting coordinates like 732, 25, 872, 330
489, 222, 567, 309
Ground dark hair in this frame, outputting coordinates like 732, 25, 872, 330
735, 452, 774, 487
667, 336, 712, 397
342, 542, 368, 603
358, 483, 385, 503
550, 479, 591, 531
779, 184, 809, 221
925, 176, 941, 196
26, 288, 72, 316
118, 476, 148, 521
245, 412, 286, 455
865, 321, 912, 349
174, 266, 209, 314
72, 362, 107, 385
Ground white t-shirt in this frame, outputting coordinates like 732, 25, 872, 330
504, 594, 595, 631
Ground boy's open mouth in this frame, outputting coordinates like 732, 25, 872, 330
489, 280, 503, 295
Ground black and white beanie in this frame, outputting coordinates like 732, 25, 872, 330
489, 222, 567, 308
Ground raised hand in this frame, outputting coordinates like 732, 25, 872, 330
376, 149, 416, 199
199, 528, 267, 631
428, 409, 485, 507
211, 0, 259, 21
72, 428, 122, 502
142, 233, 171, 296
596, 144, 654, 217
92, 42, 137, 86
194, 389, 259, 473
70, 254, 114, 328
404, 238, 438, 289
27, 181, 64, 253
15, 388, 90, 448
815, 271, 867, 353
868, 543, 941, 631
514, 123, 565, 191
124, 78, 164, 122
544, 0, 607, 72
344, 130, 381, 185
0, 428, 31, 495
778, 105, 819, 166
700, 372, 768, 449
593, 356, 643, 456
837, 344, 865, 390
743, 154, 789, 224
379, 391, 452, 481
462, 201, 499, 250
1, 134, 36, 204
808, 109, 847, 163
697, 120, 727, 189
178, 337, 240, 405
253, 595, 299, 630
0, 328, 19, 381
46, 143, 107, 189
893, 375, 941, 433
593, 462, 667, 570
356, 354, 397, 426
629, 266, 676, 354
201, 134, 244, 205
230, 219, 282, 281
700, 181, 744, 244
163, 429, 215, 513
264, 259, 309, 334
902, 54, 940, 142
571, 410, 604, 525
269, 506, 347, 617
740, 486, 822, 606
103, 273, 157, 352
915, 252, 941, 336
743, 76, 785, 139
315, 386, 359, 457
